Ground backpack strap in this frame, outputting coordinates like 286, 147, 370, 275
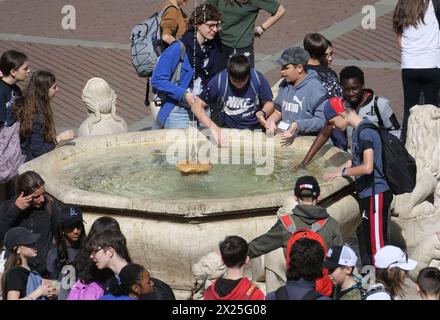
249, 69, 261, 107
302, 289, 323, 300
372, 96, 384, 128
310, 218, 328, 232
275, 286, 289, 300
277, 211, 297, 234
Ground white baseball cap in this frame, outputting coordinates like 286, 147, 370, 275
374, 246, 417, 271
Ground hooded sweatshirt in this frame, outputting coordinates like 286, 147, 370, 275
204, 277, 265, 300
274, 70, 327, 135
248, 204, 343, 258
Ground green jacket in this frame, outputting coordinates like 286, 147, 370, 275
248, 204, 343, 258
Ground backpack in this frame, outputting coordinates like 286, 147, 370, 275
0, 122, 25, 183
211, 69, 262, 127
130, 5, 176, 77
278, 212, 334, 296
275, 286, 323, 300
361, 284, 393, 300
356, 122, 417, 195
26, 271, 47, 300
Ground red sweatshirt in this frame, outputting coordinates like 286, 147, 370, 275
204, 278, 265, 300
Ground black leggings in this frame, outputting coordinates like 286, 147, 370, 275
401, 68, 440, 144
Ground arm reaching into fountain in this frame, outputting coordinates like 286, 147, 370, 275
300, 123, 334, 167
190, 96, 224, 145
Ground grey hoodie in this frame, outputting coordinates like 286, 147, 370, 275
274, 70, 327, 135
248, 204, 343, 258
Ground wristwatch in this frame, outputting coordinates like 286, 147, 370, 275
341, 167, 347, 177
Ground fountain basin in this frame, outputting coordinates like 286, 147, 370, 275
19, 129, 358, 296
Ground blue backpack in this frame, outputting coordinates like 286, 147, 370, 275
26, 271, 47, 300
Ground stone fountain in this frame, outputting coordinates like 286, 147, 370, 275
18, 128, 360, 298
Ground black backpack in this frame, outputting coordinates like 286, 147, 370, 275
275, 286, 324, 300
357, 123, 416, 195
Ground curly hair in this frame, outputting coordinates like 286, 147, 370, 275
188, 3, 221, 31
12, 70, 57, 142
286, 238, 325, 282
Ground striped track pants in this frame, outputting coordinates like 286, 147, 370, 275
357, 190, 393, 267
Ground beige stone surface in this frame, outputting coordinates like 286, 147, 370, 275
78, 78, 128, 137
18, 128, 358, 297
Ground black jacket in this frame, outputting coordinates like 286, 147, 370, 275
0, 197, 60, 277
248, 204, 343, 258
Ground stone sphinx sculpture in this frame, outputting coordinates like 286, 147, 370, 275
78, 78, 128, 137
391, 105, 440, 279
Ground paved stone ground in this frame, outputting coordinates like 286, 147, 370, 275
0, 0, 427, 300
0, 0, 404, 131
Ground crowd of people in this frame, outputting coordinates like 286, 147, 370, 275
0, 0, 439, 300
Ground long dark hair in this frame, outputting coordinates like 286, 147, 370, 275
0, 50, 27, 76
1, 249, 22, 300
55, 222, 87, 273
72, 216, 122, 285
15, 171, 45, 196
392, 0, 429, 34
13, 70, 57, 142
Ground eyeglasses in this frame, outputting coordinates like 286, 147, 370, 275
204, 22, 221, 31
90, 247, 104, 257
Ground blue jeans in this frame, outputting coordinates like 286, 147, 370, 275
152, 105, 195, 129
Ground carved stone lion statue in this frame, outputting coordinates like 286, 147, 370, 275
78, 78, 128, 137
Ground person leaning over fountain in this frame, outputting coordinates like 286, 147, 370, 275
264, 47, 327, 142
204, 236, 265, 300
190, 53, 275, 144
0, 171, 60, 278
151, 4, 223, 129
323, 98, 392, 268
301, 66, 401, 167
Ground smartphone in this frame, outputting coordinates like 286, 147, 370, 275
277, 121, 290, 131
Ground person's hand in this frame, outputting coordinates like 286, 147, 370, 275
56, 130, 75, 143
254, 25, 265, 38
37, 282, 53, 298
184, 92, 196, 106
210, 126, 227, 146
256, 111, 267, 128
265, 120, 277, 134
323, 168, 344, 181
15, 192, 33, 210
280, 122, 297, 138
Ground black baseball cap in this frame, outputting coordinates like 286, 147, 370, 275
3, 227, 41, 250
59, 206, 84, 228
294, 175, 320, 198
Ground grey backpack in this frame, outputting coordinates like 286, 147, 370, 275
130, 5, 175, 77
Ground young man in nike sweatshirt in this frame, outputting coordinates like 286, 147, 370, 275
265, 47, 328, 139
203, 236, 264, 300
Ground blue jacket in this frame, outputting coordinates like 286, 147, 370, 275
20, 113, 56, 162
151, 41, 194, 126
